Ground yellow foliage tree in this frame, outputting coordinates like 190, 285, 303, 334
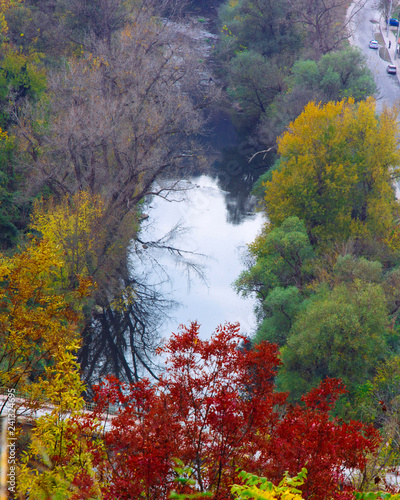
17, 348, 104, 500
29, 190, 153, 385
231, 469, 307, 500
0, 236, 102, 499
0, 236, 90, 400
262, 98, 400, 247
30, 191, 107, 290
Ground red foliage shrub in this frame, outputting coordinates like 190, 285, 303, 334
88, 322, 379, 500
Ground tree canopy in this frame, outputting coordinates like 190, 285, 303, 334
0, 236, 90, 400
262, 98, 400, 247
239, 98, 400, 415
279, 281, 390, 400
86, 323, 378, 500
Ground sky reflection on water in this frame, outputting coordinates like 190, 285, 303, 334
140, 175, 264, 341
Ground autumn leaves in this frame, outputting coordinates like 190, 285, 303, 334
238, 98, 400, 417
80, 324, 378, 500
264, 98, 400, 247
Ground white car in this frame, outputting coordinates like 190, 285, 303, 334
387, 64, 397, 74
369, 40, 379, 49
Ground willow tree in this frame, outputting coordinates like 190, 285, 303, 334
279, 280, 390, 402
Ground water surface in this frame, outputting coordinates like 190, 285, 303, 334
140, 175, 264, 341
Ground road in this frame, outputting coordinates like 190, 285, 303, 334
349, 0, 400, 111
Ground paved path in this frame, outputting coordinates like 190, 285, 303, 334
348, 0, 400, 111
0, 392, 117, 434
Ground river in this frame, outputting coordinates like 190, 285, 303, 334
131, 15, 270, 345
138, 171, 265, 341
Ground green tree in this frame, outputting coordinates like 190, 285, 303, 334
226, 50, 285, 122
279, 281, 390, 402
254, 286, 301, 346
0, 127, 18, 249
0, 46, 46, 128
291, 48, 376, 102
257, 48, 376, 164
235, 217, 314, 345
236, 217, 314, 299
218, 0, 299, 59
332, 255, 400, 336
332, 254, 383, 285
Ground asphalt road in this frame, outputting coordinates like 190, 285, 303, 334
349, 0, 400, 111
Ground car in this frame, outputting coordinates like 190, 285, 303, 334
389, 18, 400, 26
369, 40, 379, 49
387, 64, 397, 74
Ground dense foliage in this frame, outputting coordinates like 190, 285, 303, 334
0, 236, 90, 397
17, 322, 378, 499
217, 0, 375, 141
263, 99, 400, 247
1, 0, 400, 498
0, 0, 220, 386
238, 97, 400, 414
